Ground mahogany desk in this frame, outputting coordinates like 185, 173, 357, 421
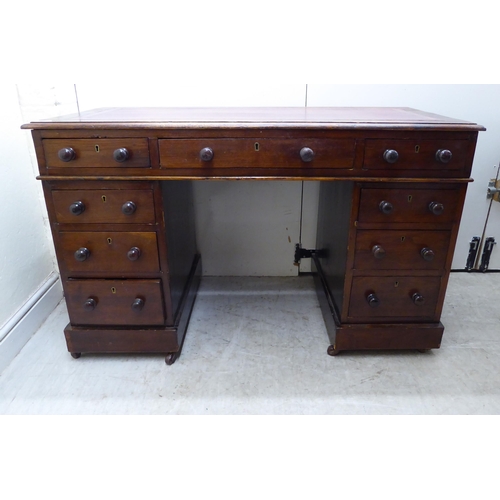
22, 107, 485, 364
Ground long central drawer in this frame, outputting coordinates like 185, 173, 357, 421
159, 138, 356, 169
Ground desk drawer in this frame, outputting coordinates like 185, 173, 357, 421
43, 139, 150, 168
159, 138, 355, 169
348, 276, 441, 322
353, 230, 451, 271
358, 188, 460, 224
363, 139, 470, 172
58, 232, 160, 274
52, 189, 156, 224
65, 279, 165, 326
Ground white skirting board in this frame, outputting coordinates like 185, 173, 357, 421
0, 273, 63, 375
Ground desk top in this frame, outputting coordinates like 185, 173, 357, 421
22, 107, 485, 131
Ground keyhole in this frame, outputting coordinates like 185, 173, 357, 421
102, 195, 107, 203
408, 195, 413, 203
415, 145, 420, 153
107, 237, 113, 245
111, 287, 117, 294
394, 281, 399, 288
401, 236, 406, 242
254, 142, 260, 152
95, 145, 100, 153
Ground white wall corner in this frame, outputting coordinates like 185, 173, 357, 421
0, 273, 63, 375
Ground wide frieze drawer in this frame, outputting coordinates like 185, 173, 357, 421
51, 189, 156, 224
43, 139, 150, 168
58, 232, 160, 274
363, 139, 470, 171
348, 276, 442, 322
65, 279, 165, 326
353, 230, 451, 270
159, 138, 355, 169
358, 188, 460, 224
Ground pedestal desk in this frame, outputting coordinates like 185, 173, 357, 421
22, 107, 484, 364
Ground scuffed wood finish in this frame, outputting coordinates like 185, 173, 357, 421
23, 107, 484, 360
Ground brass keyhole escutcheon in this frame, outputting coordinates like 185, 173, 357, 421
394, 281, 399, 288
111, 287, 117, 294
95, 145, 100, 153
102, 195, 107, 203
415, 145, 420, 153
401, 236, 406, 242
254, 142, 260, 152
107, 237, 113, 245
408, 195, 413, 203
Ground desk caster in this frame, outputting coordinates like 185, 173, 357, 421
327, 345, 340, 356
165, 352, 179, 365
417, 349, 430, 353
71, 353, 81, 359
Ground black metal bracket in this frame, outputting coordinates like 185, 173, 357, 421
479, 237, 496, 272
294, 244, 317, 266
465, 236, 481, 271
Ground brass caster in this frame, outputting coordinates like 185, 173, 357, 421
327, 345, 340, 356
165, 352, 179, 365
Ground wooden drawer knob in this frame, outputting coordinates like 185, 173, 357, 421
372, 245, 386, 259
121, 201, 137, 215
383, 149, 399, 164
74, 247, 90, 262
421, 247, 435, 261
366, 293, 379, 308
113, 148, 130, 163
300, 147, 315, 162
379, 200, 394, 214
428, 201, 444, 215
127, 247, 142, 261
131, 297, 145, 311
199, 147, 214, 162
412, 292, 426, 306
435, 149, 452, 163
58, 147, 76, 162
83, 298, 97, 311
69, 201, 85, 215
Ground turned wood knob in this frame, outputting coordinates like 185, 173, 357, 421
74, 247, 90, 262
121, 201, 137, 215
435, 149, 452, 163
131, 298, 145, 311
199, 147, 214, 162
300, 147, 315, 162
127, 247, 141, 261
372, 245, 386, 259
113, 148, 130, 163
429, 201, 444, 215
421, 247, 435, 261
379, 200, 394, 214
83, 298, 97, 311
412, 292, 426, 306
366, 293, 379, 308
58, 147, 76, 162
383, 149, 399, 164
69, 201, 85, 215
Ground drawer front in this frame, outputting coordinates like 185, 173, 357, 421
65, 279, 165, 326
354, 230, 451, 271
52, 189, 156, 224
43, 139, 150, 168
358, 188, 460, 224
58, 232, 160, 274
159, 138, 355, 169
363, 139, 470, 171
348, 276, 441, 321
